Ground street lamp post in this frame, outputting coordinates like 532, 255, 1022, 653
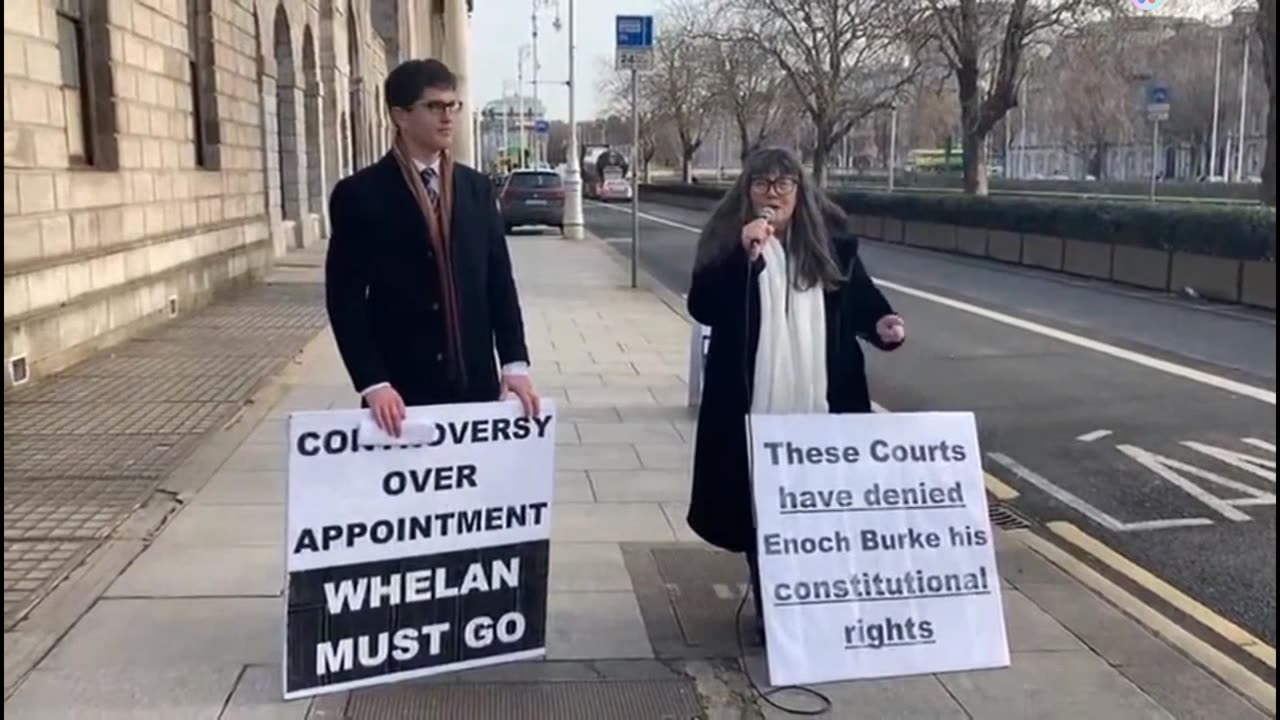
517, 46, 529, 169
1235, 33, 1250, 182
1209, 27, 1225, 178
562, 0, 584, 239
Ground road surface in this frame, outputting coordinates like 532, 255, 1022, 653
579, 199, 1278, 665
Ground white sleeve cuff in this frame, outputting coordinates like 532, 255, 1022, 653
501, 362, 529, 376
359, 382, 391, 396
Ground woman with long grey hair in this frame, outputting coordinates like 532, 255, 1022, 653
685, 147, 905, 643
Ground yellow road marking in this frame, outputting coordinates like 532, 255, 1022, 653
1048, 521, 1276, 669
984, 472, 1020, 501
1012, 527, 1276, 714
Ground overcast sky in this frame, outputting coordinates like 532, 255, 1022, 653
468, 0, 661, 121
464, 0, 1246, 121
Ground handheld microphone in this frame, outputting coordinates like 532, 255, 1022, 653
756, 206, 775, 222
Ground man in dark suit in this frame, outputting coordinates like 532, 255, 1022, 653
325, 59, 539, 436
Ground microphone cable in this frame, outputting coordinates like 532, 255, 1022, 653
737, 223, 832, 716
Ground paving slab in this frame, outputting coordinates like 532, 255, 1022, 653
554, 471, 595, 502
549, 543, 634, 593
546, 591, 654, 660
1015, 581, 1269, 718
659, 502, 705, 544
39, 598, 280, 670
939, 650, 1174, 719
577, 421, 683, 444
556, 443, 643, 471
552, 503, 676, 543
761, 675, 970, 720
158, 504, 282, 546
588, 469, 690, 502
1003, 589, 1087, 652
106, 544, 282, 598
4, 665, 244, 720
634, 443, 693, 470
220, 444, 288, 472
222, 665, 311, 720
194, 470, 285, 505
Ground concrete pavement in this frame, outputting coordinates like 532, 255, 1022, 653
3, 234, 1270, 718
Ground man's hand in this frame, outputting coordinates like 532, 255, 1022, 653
876, 314, 906, 345
502, 373, 541, 417
366, 386, 407, 437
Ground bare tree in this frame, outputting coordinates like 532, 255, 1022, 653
647, 3, 718, 181
1048, 24, 1134, 179
1258, 0, 1276, 205
716, 0, 925, 186
700, 15, 788, 159
925, 0, 1116, 195
599, 64, 668, 181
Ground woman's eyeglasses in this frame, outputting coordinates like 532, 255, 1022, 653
750, 176, 798, 195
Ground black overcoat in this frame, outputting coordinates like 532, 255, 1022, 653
685, 233, 902, 553
324, 154, 529, 406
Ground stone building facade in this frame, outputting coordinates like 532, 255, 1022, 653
3, 0, 475, 388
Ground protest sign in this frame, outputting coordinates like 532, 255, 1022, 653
749, 411, 1008, 687
283, 400, 557, 699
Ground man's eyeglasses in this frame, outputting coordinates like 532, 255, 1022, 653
750, 176, 798, 195
408, 100, 465, 116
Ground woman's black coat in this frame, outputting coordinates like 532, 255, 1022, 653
685, 233, 902, 553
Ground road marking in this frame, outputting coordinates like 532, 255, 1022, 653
589, 201, 1276, 405
1076, 429, 1113, 443
988, 452, 1212, 532
1118, 444, 1275, 521
1012, 526, 1276, 714
1181, 441, 1275, 483
875, 280, 1277, 406
869, 401, 1019, 500
1047, 521, 1277, 670
1243, 438, 1276, 453
713, 583, 749, 600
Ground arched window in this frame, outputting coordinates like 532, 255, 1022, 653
55, 0, 117, 168
187, 0, 221, 169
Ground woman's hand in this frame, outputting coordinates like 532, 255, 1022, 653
876, 314, 906, 345
741, 218, 773, 261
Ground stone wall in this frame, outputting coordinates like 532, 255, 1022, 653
3, 0, 412, 389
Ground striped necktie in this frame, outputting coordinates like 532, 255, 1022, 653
420, 166, 439, 208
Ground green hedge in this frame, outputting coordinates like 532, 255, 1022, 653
640, 183, 1277, 260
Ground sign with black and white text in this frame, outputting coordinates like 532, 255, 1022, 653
749, 411, 1008, 687
283, 401, 557, 699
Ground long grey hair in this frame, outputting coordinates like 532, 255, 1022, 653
693, 148, 847, 291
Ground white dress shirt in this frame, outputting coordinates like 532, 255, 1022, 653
359, 155, 528, 398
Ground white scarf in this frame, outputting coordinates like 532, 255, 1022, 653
750, 236, 828, 414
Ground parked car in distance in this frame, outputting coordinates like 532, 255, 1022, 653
598, 175, 633, 202
498, 169, 565, 234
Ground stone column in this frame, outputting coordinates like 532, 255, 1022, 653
444, 0, 474, 166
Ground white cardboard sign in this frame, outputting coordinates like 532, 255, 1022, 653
749, 411, 1009, 687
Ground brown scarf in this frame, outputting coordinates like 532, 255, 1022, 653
391, 137, 467, 387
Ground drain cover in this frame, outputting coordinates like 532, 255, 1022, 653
988, 503, 1033, 529
622, 544, 753, 660
652, 547, 751, 649
346, 680, 702, 720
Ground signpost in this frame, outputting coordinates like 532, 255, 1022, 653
616, 15, 654, 289
1146, 85, 1170, 201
